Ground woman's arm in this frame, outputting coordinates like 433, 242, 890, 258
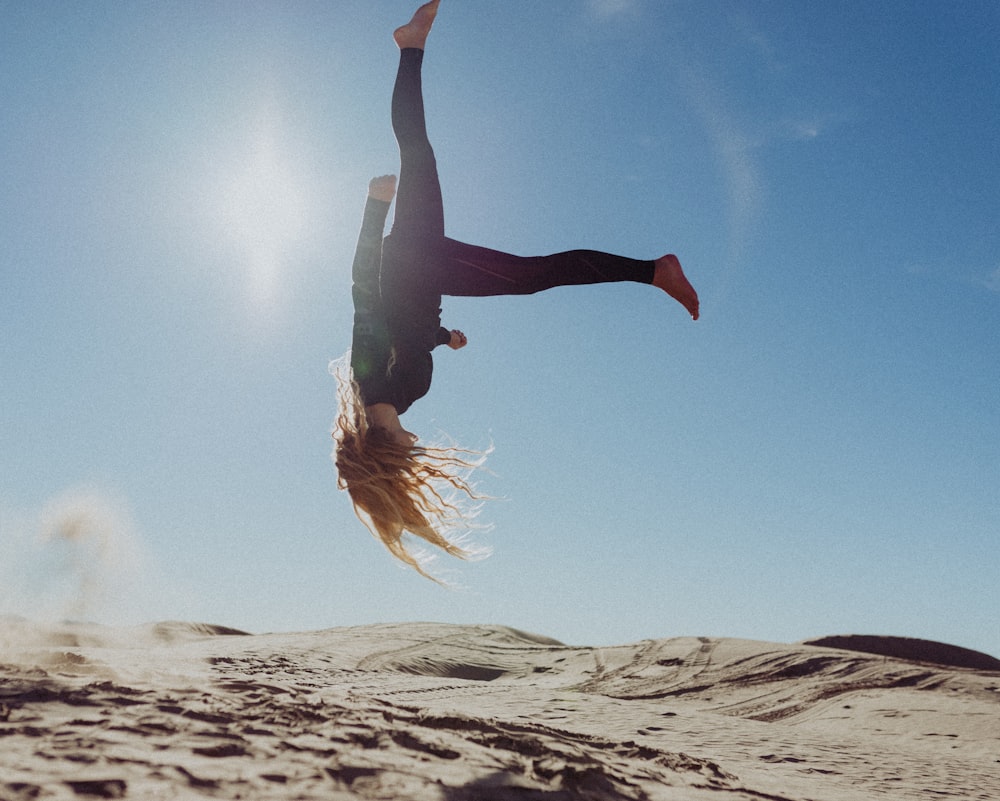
350, 178, 395, 386
434, 327, 467, 350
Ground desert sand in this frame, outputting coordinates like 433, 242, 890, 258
1, 619, 998, 800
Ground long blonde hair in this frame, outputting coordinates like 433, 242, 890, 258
331, 360, 489, 582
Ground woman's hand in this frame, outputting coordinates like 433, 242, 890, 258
447, 329, 468, 350
368, 174, 397, 202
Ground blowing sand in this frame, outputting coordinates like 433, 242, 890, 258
1, 619, 997, 800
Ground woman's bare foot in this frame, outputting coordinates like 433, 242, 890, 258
393, 0, 440, 50
653, 254, 700, 320
367, 174, 397, 202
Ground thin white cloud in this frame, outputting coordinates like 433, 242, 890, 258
789, 119, 822, 140
906, 261, 1000, 297
727, 8, 785, 74
587, 0, 640, 21
730, 10, 852, 147
673, 65, 764, 268
781, 107, 858, 143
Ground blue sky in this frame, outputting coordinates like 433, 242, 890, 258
2, 1, 998, 657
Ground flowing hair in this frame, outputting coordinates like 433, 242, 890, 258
330, 358, 490, 582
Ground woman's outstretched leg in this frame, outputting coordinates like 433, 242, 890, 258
388, 1, 444, 240
423, 237, 700, 319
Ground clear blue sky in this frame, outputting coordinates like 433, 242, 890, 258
2, 1, 998, 657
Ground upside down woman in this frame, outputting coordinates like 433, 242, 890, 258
333, 0, 699, 579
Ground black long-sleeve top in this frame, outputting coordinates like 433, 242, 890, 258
349, 197, 450, 415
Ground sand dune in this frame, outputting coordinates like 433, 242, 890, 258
1, 619, 997, 800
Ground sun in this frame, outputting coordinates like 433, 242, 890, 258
206, 100, 317, 315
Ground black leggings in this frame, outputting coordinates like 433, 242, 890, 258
382, 48, 655, 298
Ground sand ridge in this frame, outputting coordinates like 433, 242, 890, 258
1, 619, 998, 800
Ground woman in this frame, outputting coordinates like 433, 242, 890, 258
334, 0, 699, 579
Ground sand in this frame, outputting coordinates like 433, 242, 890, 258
1, 619, 997, 800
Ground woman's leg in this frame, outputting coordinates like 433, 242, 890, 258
425, 238, 699, 318
427, 238, 653, 296
387, 3, 443, 240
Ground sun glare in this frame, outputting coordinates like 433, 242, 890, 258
208, 103, 317, 315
